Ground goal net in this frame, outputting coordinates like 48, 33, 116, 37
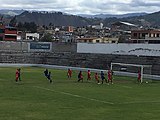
111, 63, 152, 83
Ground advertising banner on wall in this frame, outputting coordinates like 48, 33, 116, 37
28, 42, 52, 52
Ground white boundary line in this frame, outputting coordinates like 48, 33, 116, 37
33, 86, 160, 105
116, 85, 133, 89
33, 86, 114, 105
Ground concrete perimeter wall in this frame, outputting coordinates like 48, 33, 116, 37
77, 43, 160, 56
0, 41, 160, 76
0, 41, 77, 53
0, 41, 28, 52
0, 51, 160, 75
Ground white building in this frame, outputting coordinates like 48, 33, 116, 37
26, 33, 39, 41
92, 23, 103, 30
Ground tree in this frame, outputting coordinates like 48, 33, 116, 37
40, 33, 53, 42
17, 22, 37, 32
29, 22, 37, 33
17, 22, 25, 31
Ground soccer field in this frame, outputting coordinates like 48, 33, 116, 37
0, 67, 160, 120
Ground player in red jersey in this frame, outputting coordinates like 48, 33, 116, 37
18, 68, 21, 81
15, 69, 19, 82
87, 70, 91, 81
95, 72, 100, 84
107, 69, 113, 84
137, 70, 141, 83
67, 68, 72, 79
78, 71, 83, 82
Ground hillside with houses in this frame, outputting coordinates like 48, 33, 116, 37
0, 10, 160, 44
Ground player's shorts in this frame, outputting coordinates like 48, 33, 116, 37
16, 76, 19, 80
101, 76, 105, 80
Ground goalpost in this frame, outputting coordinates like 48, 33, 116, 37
111, 63, 152, 83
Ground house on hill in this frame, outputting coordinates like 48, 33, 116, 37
76, 37, 118, 43
131, 29, 160, 43
0, 21, 17, 41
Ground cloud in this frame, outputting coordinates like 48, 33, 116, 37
130, 0, 160, 7
0, 0, 160, 14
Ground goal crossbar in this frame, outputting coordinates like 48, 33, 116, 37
111, 63, 152, 83
111, 63, 152, 68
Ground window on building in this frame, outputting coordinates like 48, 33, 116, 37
142, 33, 146, 38
84, 40, 87, 42
89, 40, 92, 43
157, 34, 159, 37
149, 40, 160, 44
96, 40, 100, 43
0, 29, 5, 33
0, 36, 3, 40
5, 35, 17, 39
138, 33, 141, 39
153, 34, 156, 37
29, 36, 33, 40
133, 40, 138, 43
7, 28, 17, 31
133, 33, 137, 37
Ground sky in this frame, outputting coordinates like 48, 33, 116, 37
0, 0, 160, 15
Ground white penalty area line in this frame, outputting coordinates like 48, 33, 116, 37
0, 78, 7, 81
116, 84, 133, 89
33, 86, 114, 105
119, 101, 160, 105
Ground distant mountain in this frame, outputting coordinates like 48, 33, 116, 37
78, 13, 147, 19
0, 13, 13, 25
16, 11, 95, 27
0, 9, 25, 16
103, 11, 160, 28
139, 11, 160, 27
14, 10, 160, 28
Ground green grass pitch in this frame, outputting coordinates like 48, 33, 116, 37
0, 67, 160, 120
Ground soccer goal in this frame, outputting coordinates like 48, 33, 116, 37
110, 63, 152, 83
